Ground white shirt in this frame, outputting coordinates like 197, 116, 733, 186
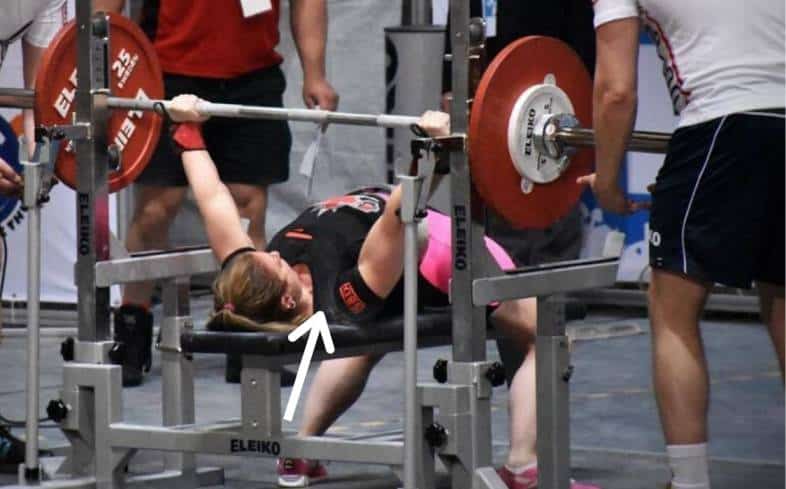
0, 0, 66, 49
593, 0, 785, 127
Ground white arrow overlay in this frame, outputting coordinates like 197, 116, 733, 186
283, 311, 335, 422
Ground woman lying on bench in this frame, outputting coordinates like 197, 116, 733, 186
164, 95, 598, 489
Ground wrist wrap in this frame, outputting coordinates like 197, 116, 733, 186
170, 122, 206, 156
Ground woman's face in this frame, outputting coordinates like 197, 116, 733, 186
253, 251, 303, 304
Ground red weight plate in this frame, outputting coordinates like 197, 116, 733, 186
35, 13, 163, 193
469, 36, 593, 229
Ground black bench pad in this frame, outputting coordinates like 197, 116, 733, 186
181, 310, 455, 356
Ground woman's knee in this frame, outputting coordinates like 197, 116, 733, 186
338, 354, 383, 389
491, 298, 537, 348
324, 354, 382, 375
357, 353, 384, 372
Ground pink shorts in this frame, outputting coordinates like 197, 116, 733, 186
419, 210, 515, 294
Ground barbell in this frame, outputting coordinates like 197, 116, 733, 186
0, 14, 670, 229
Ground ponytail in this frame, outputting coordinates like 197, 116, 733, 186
206, 308, 296, 333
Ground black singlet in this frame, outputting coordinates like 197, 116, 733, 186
266, 190, 448, 325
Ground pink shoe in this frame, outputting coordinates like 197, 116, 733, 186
497, 465, 601, 489
276, 458, 328, 487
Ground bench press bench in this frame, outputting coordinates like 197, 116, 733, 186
45, 239, 616, 489
183, 309, 476, 362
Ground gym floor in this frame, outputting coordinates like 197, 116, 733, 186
0, 299, 782, 488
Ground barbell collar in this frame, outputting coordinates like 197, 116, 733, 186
554, 126, 671, 154
106, 97, 422, 129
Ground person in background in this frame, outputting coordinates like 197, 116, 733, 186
98, 0, 338, 387
0, 0, 68, 198
580, 1, 784, 488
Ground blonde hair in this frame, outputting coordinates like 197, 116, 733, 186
206, 253, 308, 333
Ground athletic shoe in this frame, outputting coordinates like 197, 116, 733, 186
497, 465, 601, 489
113, 304, 153, 387
0, 426, 25, 474
277, 458, 328, 487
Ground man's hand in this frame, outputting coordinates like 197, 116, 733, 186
0, 158, 23, 198
418, 111, 450, 138
303, 77, 338, 111
576, 173, 649, 215
166, 94, 210, 123
290, 0, 335, 111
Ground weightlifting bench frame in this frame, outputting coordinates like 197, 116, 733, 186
52, 245, 616, 489
6, 1, 620, 488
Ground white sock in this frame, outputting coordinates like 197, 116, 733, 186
505, 460, 537, 474
666, 443, 710, 489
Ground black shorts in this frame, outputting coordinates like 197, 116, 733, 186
649, 109, 785, 288
136, 65, 292, 186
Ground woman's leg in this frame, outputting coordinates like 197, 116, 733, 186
490, 298, 538, 467
298, 355, 383, 436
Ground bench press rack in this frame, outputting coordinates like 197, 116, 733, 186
4, 1, 620, 488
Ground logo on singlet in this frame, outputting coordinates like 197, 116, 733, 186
338, 282, 366, 315
311, 195, 382, 216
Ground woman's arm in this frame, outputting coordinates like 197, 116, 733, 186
168, 95, 253, 262
356, 185, 405, 298
181, 151, 254, 262
356, 111, 450, 298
